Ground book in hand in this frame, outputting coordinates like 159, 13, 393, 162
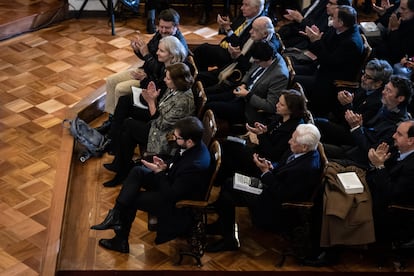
131, 86, 149, 109
336, 172, 364, 194
233, 173, 263, 195
359, 22, 380, 37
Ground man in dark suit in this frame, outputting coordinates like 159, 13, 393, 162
367, 120, 414, 242
205, 124, 322, 252
204, 40, 289, 126
193, 0, 265, 73
90, 117, 211, 253
295, 5, 364, 117
316, 59, 393, 145
323, 75, 412, 167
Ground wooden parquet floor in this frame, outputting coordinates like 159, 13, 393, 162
0, 2, 413, 275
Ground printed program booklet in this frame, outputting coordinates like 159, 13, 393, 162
233, 172, 263, 195
336, 172, 364, 194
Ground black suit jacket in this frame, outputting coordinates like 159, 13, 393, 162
251, 149, 322, 229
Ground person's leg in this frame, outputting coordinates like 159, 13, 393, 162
198, 0, 211, 25
104, 118, 150, 186
104, 70, 136, 114
193, 44, 231, 72
205, 98, 245, 124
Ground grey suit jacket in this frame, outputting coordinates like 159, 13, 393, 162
241, 53, 289, 124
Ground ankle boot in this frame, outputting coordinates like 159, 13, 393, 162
91, 208, 122, 230
99, 236, 129, 253
96, 114, 113, 135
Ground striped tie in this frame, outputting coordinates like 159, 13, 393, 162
220, 20, 248, 49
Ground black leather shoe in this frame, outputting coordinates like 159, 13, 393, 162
302, 251, 338, 267
95, 119, 111, 135
103, 163, 117, 172
205, 238, 240, 252
103, 176, 122, 187
99, 237, 129, 253
91, 208, 122, 230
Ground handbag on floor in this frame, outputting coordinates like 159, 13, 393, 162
63, 117, 110, 162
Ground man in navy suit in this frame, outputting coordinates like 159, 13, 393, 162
367, 120, 414, 242
205, 124, 322, 252
90, 117, 211, 253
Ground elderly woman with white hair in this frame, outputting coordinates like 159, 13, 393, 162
97, 35, 189, 133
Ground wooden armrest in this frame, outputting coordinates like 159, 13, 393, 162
388, 204, 414, 212
176, 200, 209, 209
334, 80, 360, 89
282, 202, 314, 209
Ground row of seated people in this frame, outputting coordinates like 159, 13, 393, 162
87, 0, 412, 268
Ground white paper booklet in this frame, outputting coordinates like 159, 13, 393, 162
131, 86, 148, 109
233, 173, 263, 195
336, 172, 364, 194
359, 22, 380, 37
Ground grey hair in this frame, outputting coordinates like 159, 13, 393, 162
365, 59, 393, 84
159, 36, 188, 63
294, 124, 321, 150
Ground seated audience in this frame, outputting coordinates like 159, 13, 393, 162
205, 124, 322, 252
91, 117, 211, 252
367, 120, 414, 242
279, 0, 352, 49
323, 75, 412, 167
96, 9, 188, 134
374, 0, 414, 77
202, 16, 281, 90
193, 0, 265, 78
316, 59, 393, 144
103, 62, 195, 187
294, 5, 364, 117
204, 40, 289, 126
216, 89, 310, 183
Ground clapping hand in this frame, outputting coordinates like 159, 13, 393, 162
344, 109, 363, 129
337, 90, 354, 106
388, 12, 401, 31
253, 153, 273, 173
217, 14, 231, 31
246, 122, 267, 135
142, 81, 160, 103
299, 25, 323, 42
228, 44, 241, 59
130, 32, 149, 56
368, 142, 391, 167
283, 9, 303, 23
141, 155, 167, 173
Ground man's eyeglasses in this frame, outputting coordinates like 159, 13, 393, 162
327, 1, 337, 5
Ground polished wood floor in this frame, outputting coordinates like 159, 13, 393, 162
1, 1, 413, 275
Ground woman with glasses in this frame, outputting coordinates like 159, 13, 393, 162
102, 62, 195, 188
215, 89, 310, 184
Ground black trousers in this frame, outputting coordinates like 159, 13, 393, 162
193, 43, 232, 72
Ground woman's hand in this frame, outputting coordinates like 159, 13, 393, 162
142, 81, 160, 103
246, 122, 267, 135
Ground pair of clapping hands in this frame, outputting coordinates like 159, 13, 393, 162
141, 155, 168, 173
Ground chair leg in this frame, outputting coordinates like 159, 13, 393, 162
174, 211, 206, 267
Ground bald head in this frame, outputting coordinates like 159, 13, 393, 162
249, 16, 275, 41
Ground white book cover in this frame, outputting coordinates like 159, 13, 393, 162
131, 86, 148, 109
360, 22, 380, 37
233, 173, 263, 195
336, 172, 364, 194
